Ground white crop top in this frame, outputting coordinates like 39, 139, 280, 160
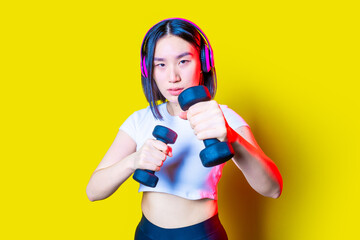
119, 103, 249, 200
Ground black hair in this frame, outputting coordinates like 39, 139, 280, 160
141, 18, 217, 120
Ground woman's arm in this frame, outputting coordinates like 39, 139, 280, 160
86, 130, 137, 201
183, 100, 283, 198
86, 130, 171, 201
227, 125, 283, 198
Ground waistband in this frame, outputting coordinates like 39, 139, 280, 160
137, 213, 224, 240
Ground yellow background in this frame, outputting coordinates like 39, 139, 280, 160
1, 0, 359, 239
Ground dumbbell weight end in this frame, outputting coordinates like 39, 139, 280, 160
133, 169, 158, 188
200, 140, 234, 167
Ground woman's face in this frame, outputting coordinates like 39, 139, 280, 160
153, 34, 202, 103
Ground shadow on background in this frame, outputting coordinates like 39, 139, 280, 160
218, 88, 300, 239
219, 160, 267, 240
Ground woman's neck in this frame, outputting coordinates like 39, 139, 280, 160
166, 101, 183, 116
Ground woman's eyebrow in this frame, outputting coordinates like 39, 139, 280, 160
154, 57, 165, 61
154, 52, 193, 61
176, 52, 193, 59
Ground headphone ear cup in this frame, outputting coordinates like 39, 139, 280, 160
209, 46, 214, 69
200, 45, 211, 73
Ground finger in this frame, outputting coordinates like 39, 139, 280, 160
148, 165, 161, 172
138, 162, 160, 172
193, 113, 225, 132
188, 108, 218, 129
188, 100, 217, 115
152, 139, 168, 153
187, 102, 207, 119
178, 111, 188, 120
195, 127, 227, 141
153, 140, 173, 158
152, 158, 164, 167
161, 145, 172, 158
150, 150, 167, 163
167, 146, 173, 157
142, 155, 164, 170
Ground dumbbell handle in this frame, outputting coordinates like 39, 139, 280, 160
203, 139, 220, 147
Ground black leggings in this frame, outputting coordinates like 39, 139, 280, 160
134, 213, 228, 240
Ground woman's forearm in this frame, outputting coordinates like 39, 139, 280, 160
230, 129, 283, 198
86, 153, 136, 201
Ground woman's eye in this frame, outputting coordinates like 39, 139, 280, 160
179, 60, 189, 65
156, 63, 165, 67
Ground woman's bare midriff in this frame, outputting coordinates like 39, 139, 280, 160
141, 192, 218, 228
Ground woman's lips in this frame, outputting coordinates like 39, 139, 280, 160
168, 88, 184, 96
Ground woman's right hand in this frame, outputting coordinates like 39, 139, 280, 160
134, 139, 173, 172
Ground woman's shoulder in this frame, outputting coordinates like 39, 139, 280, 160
131, 105, 152, 116
132, 103, 166, 116
126, 103, 167, 124
218, 104, 249, 129
218, 104, 237, 116
126, 105, 152, 124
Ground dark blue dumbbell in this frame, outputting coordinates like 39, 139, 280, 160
178, 85, 234, 167
132, 125, 177, 187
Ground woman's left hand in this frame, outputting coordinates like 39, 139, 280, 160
179, 100, 232, 142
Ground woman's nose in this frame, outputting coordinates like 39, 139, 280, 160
169, 66, 181, 82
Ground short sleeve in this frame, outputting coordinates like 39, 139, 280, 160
119, 112, 138, 142
220, 105, 249, 130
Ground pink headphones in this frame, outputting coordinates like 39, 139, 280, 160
140, 18, 214, 78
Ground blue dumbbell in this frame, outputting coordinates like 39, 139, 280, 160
178, 85, 234, 167
132, 125, 177, 187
